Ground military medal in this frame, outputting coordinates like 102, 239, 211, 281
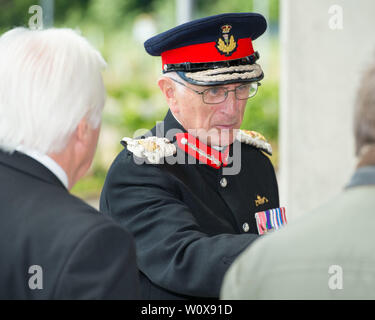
255, 207, 287, 235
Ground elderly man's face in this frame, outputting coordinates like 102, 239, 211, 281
172, 80, 248, 146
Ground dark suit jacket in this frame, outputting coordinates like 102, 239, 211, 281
0, 150, 139, 299
100, 110, 279, 299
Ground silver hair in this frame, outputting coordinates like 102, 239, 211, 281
0, 27, 107, 154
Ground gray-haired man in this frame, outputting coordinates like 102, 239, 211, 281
0, 28, 139, 299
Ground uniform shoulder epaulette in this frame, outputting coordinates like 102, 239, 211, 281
236, 129, 272, 156
121, 136, 176, 164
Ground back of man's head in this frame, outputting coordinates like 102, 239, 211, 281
0, 28, 107, 154
354, 57, 375, 157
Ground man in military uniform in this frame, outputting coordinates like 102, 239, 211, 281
100, 13, 283, 299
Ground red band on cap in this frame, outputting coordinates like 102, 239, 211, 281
161, 38, 254, 69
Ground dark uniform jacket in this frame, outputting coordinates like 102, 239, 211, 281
100, 110, 279, 299
0, 150, 140, 299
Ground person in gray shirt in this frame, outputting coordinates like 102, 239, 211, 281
221, 55, 375, 300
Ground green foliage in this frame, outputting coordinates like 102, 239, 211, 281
241, 80, 279, 168
0, 0, 91, 31
195, 0, 279, 23
269, 0, 279, 24
241, 81, 279, 141
0, 0, 35, 30
70, 163, 108, 199
1, 0, 280, 198
196, 0, 253, 18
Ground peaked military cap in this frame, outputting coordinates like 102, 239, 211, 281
144, 12, 267, 86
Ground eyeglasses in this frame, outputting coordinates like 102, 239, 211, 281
170, 78, 260, 104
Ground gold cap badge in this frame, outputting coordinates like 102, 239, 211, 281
216, 24, 237, 56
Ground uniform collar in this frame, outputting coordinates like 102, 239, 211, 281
175, 132, 230, 169
159, 110, 231, 169
156, 109, 187, 138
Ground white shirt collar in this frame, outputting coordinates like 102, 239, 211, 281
15, 146, 69, 189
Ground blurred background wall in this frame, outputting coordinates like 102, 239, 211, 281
279, 0, 375, 220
